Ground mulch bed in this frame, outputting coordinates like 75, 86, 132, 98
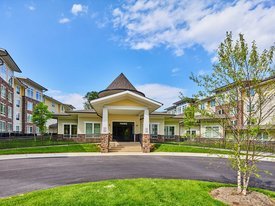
211, 187, 275, 206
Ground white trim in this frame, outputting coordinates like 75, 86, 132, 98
150, 122, 160, 135
90, 90, 162, 106
84, 121, 101, 137
62, 123, 78, 137
105, 105, 147, 111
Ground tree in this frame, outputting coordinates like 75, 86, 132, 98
83, 91, 99, 109
183, 105, 198, 137
32, 102, 53, 135
191, 32, 274, 195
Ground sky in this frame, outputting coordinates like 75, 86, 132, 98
0, 0, 274, 110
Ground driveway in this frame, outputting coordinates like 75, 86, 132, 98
0, 156, 274, 198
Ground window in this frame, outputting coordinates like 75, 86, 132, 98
27, 88, 33, 98
85, 122, 101, 138
16, 125, 20, 132
218, 109, 225, 115
36, 127, 40, 134
176, 106, 181, 114
0, 103, 5, 115
8, 106, 12, 119
186, 130, 197, 137
61, 106, 64, 112
205, 126, 220, 138
27, 114, 32, 123
258, 132, 268, 141
0, 64, 6, 80
0, 121, 6, 132
150, 123, 158, 138
36, 92, 42, 101
64, 124, 78, 138
200, 103, 205, 110
1, 85, 6, 99
27, 101, 33, 111
27, 126, 33, 134
8, 70, 13, 86
16, 113, 20, 120
7, 123, 12, 132
164, 125, 175, 137
16, 99, 20, 107
8, 92, 12, 103
210, 100, 215, 107
52, 102, 55, 107
246, 103, 254, 112
16, 86, 20, 94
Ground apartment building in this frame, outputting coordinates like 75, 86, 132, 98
166, 76, 275, 140
0, 49, 22, 135
13, 77, 47, 134
43, 95, 75, 133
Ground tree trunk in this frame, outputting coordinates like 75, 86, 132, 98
242, 176, 250, 195
237, 169, 242, 193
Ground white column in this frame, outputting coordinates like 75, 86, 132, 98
101, 107, 109, 134
143, 108, 150, 134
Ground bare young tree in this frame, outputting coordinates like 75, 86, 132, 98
191, 32, 274, 195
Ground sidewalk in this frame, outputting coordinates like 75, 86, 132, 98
0, 152, 274, 162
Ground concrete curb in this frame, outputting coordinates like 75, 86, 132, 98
0, 152, 274, 162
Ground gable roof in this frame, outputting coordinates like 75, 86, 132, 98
17, 77, 48, 91
0, 48, 22, 73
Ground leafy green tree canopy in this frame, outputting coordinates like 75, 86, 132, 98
83, 91, 99, 109
32, 102, 53, 135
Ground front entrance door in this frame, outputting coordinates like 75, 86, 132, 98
113, 122, 134, 141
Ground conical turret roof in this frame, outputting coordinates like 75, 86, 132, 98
98, 73, 145, 97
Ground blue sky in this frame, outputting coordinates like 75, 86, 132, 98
1, 0, 274, 109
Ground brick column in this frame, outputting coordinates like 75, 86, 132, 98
142, 108, 151, 153
142, 134, 151, 153
100, 134, 109, 153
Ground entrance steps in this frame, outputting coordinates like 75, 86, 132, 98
109, 142, 142, 152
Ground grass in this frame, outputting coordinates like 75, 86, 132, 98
0, 138, 80, 149
153, 143, 234, 155
0, 179, 274, 206
0, 143, 100, 155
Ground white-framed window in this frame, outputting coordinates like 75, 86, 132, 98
205, 126, 220, 138
1, 85, 6, 99
210, 100, 215, 107
36, 91, 42, 101
27, 114, 32, 123
164, 125, 175, 137
186, 130, 197, 137
16, 99, 20, 107
27, 126, 33, 134
27, 101, 33, 111
218, 109, 225, 115
8, 91, 12, 103
0, 121, 6, 132
150, 123, 159, 138
85, 122, 101, 138
8, 70, 13, 86
27, 87, 34, 98
16, 113, 20, 120
258, 132, 268, 141
7, 123, 12, 132
16, 125, 20, 132
0, 64, 7, 80
52, 102, 55, 107
246, 103, 255, 112
64, 124, 78, 138
200, 103, 205, 110
16, 86, 20, 94
0, 103, 5, 116
8, 106, 12, 119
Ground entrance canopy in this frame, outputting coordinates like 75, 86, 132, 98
90, 90, 163, 115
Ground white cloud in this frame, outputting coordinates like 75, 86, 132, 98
28, 6, 35, 11
46, 89, 84, 109
71, 4, 88, 16
136, 83, 186, 110
59, 18, 71, 24
171, 67, 180, 76
113, 0, 275, 55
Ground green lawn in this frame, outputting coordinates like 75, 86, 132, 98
0, 138, 80, 149
0, 179, 274, 206
153, 143, 233, 155
0, 143, 100, 155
